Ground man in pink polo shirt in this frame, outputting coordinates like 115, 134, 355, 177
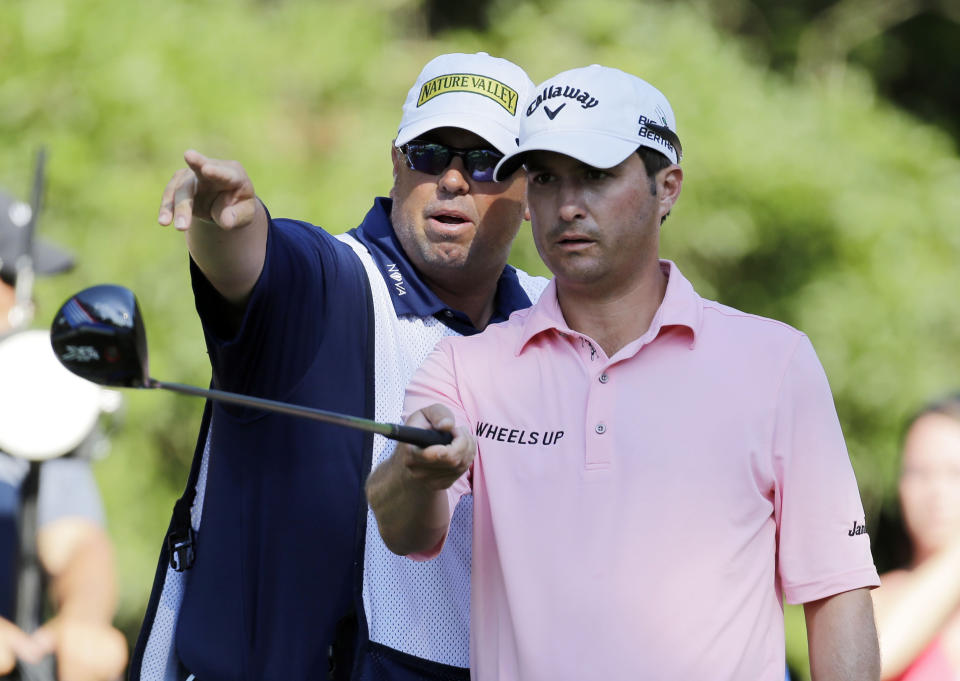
367, 64, 882, 681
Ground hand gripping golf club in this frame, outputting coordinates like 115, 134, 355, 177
50, 285, 452, 448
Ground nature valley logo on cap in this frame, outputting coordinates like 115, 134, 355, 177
417, 73, 519, 115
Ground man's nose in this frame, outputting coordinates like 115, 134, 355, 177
557, 181, 587, 222
438, 159, 471, 195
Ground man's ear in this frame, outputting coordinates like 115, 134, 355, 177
657, 165, 683, 221
391, 143, 402, 180
389, 144, 402, 200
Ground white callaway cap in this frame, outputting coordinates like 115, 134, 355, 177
396, 52, 534, 155
494, 64, 681, 180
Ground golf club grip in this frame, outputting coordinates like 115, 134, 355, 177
390, 425, 453, 448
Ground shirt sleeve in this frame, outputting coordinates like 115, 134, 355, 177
403, 340, 473, 560
774, 335, 880, 604
191, 210, 366, 404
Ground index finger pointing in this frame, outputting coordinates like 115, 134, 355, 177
183, 148, 210, 172
184, 150, 245, 189
198, 161, 247, 188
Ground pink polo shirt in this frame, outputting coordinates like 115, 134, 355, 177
404, 261, 879, 681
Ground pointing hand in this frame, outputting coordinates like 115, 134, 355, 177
158, 150, 258, 232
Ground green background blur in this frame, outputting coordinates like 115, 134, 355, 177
3, 1, 959, 678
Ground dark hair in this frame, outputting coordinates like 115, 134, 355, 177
893, 392, 960, 479
636, 147, 675, 224
637, 147, 672, 187
918, 393, 960, 422
901, 392, 960, 447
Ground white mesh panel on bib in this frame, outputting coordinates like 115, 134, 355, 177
138, 423, 212, 681
338, 234, 547, 666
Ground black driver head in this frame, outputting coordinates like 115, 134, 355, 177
50, 284, 149, 388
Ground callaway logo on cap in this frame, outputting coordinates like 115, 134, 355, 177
396, 52, 535, 155
494, 64, 682, 180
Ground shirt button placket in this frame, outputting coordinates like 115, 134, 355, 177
585, 366, 614, 469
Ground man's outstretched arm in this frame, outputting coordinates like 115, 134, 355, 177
157, 149, 268, 306
366, 404, 475, 557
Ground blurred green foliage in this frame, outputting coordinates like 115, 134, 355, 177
2, 0, 958, 678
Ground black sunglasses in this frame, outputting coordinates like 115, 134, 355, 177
400, 141, 505, 183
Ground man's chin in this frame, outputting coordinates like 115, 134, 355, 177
422, 249, 470, 272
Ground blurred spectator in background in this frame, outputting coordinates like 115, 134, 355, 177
872, 394, 960, 680
0, 172, 127, 681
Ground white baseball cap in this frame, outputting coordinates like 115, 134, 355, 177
494, 64, 681, 180
396, 52, 534, 155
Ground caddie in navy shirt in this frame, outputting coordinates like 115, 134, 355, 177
129, 53, 547, 681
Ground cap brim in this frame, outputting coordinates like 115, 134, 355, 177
396, 112, 518, 155
494, 131, 639, 181
0, 236, 75, 283
1, 189, 75, 282
31, 238, 75, 275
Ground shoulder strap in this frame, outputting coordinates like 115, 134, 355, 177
128, 399, 213, 681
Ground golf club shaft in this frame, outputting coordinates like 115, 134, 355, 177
149, 379, 452, 448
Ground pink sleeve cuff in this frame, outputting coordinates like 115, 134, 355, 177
782, 566, 881, 605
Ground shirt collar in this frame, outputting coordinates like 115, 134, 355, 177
349, 197, 533, 335
516, 260, 703, 354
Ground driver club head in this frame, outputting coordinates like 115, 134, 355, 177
50, 284, 149, 388
48, 284, 454, 448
